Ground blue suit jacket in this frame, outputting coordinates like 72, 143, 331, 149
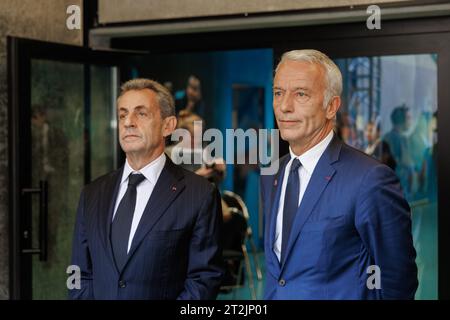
261, 135, 418, 299
69, 156, 224, 300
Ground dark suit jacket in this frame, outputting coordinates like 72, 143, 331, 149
261, 135, 418, 299
69, 155, 224, 300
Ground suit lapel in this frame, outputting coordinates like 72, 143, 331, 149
280, 135, 342, 270
269, 155, 290, 254
264, 155, 289, 277
123, 157, 185, 268
98, 167, 123, 272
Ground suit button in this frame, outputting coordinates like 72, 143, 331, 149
279, 279, 286, 286
119, 280, 126, 288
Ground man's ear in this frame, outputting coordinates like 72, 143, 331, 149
162, 116, 177, 138
326, 96, 341, 120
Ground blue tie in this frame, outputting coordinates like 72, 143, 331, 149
111, 173, 146, 270
281, 158, 301, 263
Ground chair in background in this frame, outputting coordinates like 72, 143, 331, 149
220, 190, 262, 299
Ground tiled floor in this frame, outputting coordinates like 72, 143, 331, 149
217, 252, 265, 300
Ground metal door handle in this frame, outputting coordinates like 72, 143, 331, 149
21, 180, 48, 261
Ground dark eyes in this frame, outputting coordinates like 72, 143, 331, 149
119, 112, 147, 120
273, 91, 308, 98
274, 91, 282, 97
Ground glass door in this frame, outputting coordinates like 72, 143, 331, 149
333, 54, 438, 299
8, 37, 131, 299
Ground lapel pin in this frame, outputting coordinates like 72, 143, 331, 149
172, 186, 177, 191
274, 179, 278, 186
325, 176, 332, 181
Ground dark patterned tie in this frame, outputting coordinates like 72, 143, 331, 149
281, 158, 301, 263
111, 173, 146, 270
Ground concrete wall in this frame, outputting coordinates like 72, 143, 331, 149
0, 0, 82, 299
98, 0, 412, 24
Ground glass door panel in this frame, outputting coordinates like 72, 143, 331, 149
334, 54, 438, 300
90, 65, 119, 180
30, 59, 84, 299
29, 59, 118, 299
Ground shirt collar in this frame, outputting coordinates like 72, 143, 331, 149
121, 152, 166, 186
289, 130, 334, 175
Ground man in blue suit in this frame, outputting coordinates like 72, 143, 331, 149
69, 79, 224, 299
261, 50, 418, 299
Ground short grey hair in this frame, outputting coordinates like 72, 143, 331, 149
276, 49, 343, 108
118, 78, 175, 118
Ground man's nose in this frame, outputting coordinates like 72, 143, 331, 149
123, 114, 136, 128
279, 93, 294, 113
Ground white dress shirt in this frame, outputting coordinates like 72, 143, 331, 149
112, 152, 166, 253
273, 130, 334, 262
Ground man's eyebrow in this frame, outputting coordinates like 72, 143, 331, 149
292, 87, 311, 91
134, 105, 147, 111
273, 86, 311, 92
119, 105, 147, 112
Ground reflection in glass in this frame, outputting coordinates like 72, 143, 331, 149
334, 54, 438, 299
31, 59, 84, 299
30, 60, 118, 299
90, 65, 118, 180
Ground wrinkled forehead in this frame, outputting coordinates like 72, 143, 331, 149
274, 61, 326, 89
117, 89, 158, 111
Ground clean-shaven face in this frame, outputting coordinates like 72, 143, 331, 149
117, 89, 166, 157
273, 60, 330, 146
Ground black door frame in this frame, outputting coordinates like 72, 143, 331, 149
7, 36, 135, 299
109, 16, 450, 299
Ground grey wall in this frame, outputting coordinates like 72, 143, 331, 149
98, 0, 412, 24
0, 0, 82, 299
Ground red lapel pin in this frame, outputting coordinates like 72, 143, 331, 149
325, 176, 332, 181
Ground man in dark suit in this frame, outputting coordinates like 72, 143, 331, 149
69, 78, 224, 300
261, 50, 418, 299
